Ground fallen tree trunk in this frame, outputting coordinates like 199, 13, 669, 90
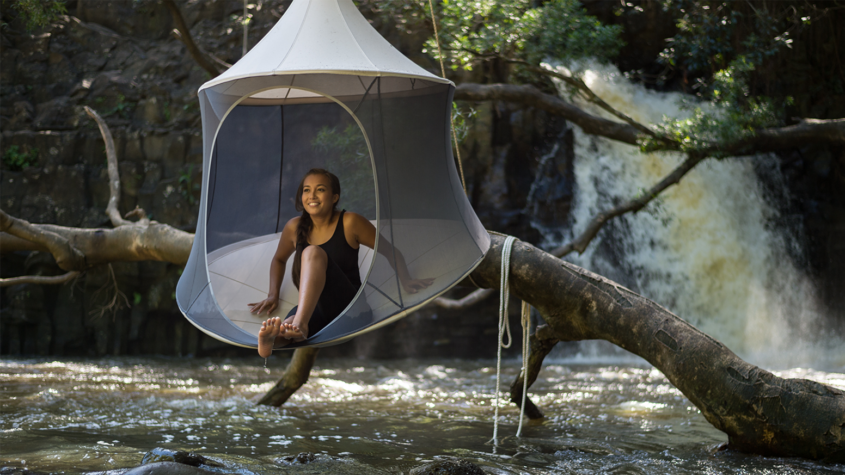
471, 234, 844, 461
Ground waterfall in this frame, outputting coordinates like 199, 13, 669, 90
538, 61, 843, 370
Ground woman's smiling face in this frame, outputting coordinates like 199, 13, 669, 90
301, 173, 338, 216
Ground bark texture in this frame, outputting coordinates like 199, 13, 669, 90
257, 348, 321, 406
470, 234, 844, 461
0, 211, 193, 269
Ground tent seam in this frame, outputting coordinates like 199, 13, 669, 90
335, 0, 378, 72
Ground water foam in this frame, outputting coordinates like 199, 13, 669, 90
541, 61, 843, 370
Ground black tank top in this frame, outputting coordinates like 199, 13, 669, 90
300, 210, 361, 289
319, 210, 361, 287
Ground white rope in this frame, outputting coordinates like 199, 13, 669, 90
492, 236, 532, 443
516, 300, 531, 437
492, 235, 516, 444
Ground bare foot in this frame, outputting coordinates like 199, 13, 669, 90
285, 322, 309, 342
258, 317, 282, 358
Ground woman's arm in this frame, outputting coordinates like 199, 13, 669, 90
248, 218, 298, 315
346, 213, 433, 294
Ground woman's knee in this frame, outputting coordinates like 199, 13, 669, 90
301, 245, 328, 266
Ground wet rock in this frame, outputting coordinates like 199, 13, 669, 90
124, 462, 216, 475
280, 452, 318, 464
409, 458, 488, 475
0, 467, 50, 475
140, 447, 223, 468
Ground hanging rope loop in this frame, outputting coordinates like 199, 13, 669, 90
492, 236, 531, 444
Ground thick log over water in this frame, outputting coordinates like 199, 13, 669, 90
470, 234, 845, 461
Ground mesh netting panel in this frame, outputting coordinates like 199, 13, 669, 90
179, 75, 489, 348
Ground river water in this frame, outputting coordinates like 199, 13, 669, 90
2, 356, 843, 474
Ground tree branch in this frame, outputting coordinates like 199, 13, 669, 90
0, 210, 86, 270
433, 288, 494, 309
730, 118, 845, 152
455, 83, 641, 145
552, 152, 706, 257
455, 83, 845, 152
0, 214, 193, 267
257, 348, 320, 406
505, 58, 672, 143
84, 106, 130, 227
508, 323, 559, 419
162, 0, 228, 77
0, 271, 80, 288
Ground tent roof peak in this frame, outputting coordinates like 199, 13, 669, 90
200, 0, 450, 92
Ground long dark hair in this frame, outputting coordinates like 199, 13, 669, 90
292, 168, 341, 287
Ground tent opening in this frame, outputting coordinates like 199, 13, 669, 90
204, 90, 377, 341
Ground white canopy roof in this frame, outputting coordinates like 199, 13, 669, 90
199, 0, 451, 92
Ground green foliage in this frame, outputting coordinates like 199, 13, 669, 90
312, 124, 376, 218
2, 145, 38, 171
643, 57, 787, 155
646, 1, 816, 153
421, 0, 623, 73
659, 0, 801, 79
7, 0, 66, 31
452, 102, 477, 143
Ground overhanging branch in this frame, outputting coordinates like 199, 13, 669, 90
455, 83, 641, 145
0, 210, 86, 271
553, 152, 706, 257
0, 271, 81, 288
455, 83, 845, 152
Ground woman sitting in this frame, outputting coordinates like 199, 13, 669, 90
248, 168, 432, 357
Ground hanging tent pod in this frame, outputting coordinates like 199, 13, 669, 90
176, 0, 490, 348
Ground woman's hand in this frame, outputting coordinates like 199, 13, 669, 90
401, 277, 434, 294
248, 297, 279, 316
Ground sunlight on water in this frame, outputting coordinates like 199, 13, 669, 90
544, 60, 844, 370
1, 357, 842, 474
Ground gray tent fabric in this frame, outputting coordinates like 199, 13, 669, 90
175, 0, 490, 348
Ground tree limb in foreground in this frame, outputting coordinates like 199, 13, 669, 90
470, 234, 844, 461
